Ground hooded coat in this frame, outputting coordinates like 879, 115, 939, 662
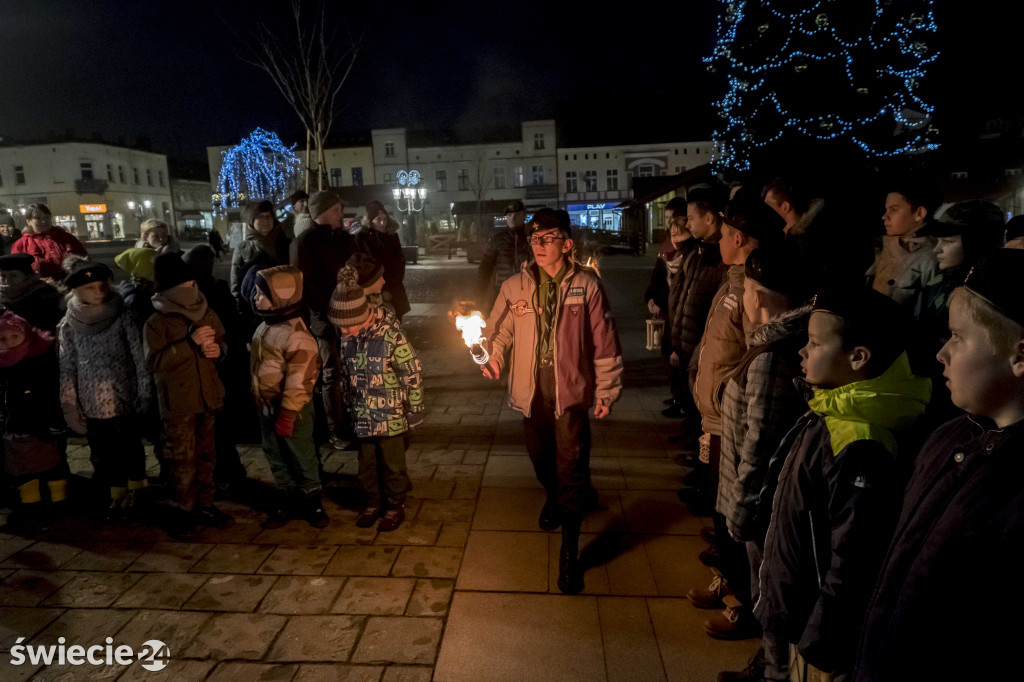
249, 266, 319, 412
718, 306, 810, 541
754, 353, 931, 674
11, 228, 88, 281
355, 218, 410, 318
230, 222, 291, 304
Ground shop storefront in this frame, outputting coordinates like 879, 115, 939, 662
78, 203, 124, 241
566, 202, 623, 232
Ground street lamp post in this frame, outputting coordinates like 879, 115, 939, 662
391, 170, 427, 246
127, 199, 153, 238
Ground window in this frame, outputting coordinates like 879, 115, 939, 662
158, 170, 165, 187
162, 201, 170, 217
534, 133, 545, 150
584, 170, 597, 192
119, 165, 126, 183
951, 171, 968, 180
330, 168, 342, 187
133, 168, 139, 185
146, 169, 153, 186
493, 167, 506, 190
457, 168, 469, 191
384, 141, 395, 158
683, 148, 688, 155
15, 166, 25, 184
513, 166, 524, 187
565, 171, 578, 193
436, 169, 447, 192
606, 169, 619, 191
80, 162, 93, 181
352, 167, 363, 186
532, 165, 545, 185
107, 164, 114, 182
637, 165, 655, 177
383, 172, 394, 184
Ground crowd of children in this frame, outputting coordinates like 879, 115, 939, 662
0, 197, 424, 541
645, 177, 1022, 680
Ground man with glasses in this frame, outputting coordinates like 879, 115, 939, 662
477, 200, 532, 308
482, 208, 623, 594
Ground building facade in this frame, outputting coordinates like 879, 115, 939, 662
0, 141, 172, 241
170, 178, 214, 236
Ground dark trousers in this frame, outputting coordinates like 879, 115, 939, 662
85, 415, 146, 489
707, 433, 749, 594
163, 410, 216, 512
259, 403, 320, 496
315, 328, 347, 440
524, 365, 591, 517
357, 434, 411, 507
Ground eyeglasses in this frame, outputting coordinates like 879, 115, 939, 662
529, 235, 565, 246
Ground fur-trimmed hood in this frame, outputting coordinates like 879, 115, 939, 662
750, 305, 812, 347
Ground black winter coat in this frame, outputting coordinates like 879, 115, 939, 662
0, 283, 64, 334
478, 227, 531, 298
853, 415, 1024, 682
0, 351, 62, 439
356, 229, 410, 318
290, 223, 357, 337
670, 239, 726, 360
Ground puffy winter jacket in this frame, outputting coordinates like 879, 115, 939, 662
485, 259, 623, 418
339, 306, 424, 438
231, 224, 291, 303
356, 226, 410, 318
143, 306, 226, 418
669, 239, 726, 360
754, 353, 930, 675
718, 306, 809, 541
693, 265, 749, 435
478, 227, 531, 297
11, 229, 88, 281
290, 222, 357, 337
867, 232, 939, 309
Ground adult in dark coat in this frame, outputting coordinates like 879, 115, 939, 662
357, 201, 410, 320
231, 200, 291, 329
477, 200, 531, 307
290, 190, 356, 446
1, 213, 22, 255
0, 254, 65, 333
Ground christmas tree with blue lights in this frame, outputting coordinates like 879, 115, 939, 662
707, 0, 939, 174
214, 128, 301, 216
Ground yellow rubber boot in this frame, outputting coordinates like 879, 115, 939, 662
47, 479, 68, 503
19, 479, 42, 504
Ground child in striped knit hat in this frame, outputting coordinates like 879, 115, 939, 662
330, 265, 424, 531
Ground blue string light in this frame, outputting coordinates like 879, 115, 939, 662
214, 128, 301, 216
706, 0, 940, 174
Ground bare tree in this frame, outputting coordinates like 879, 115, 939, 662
236, 0, 364, 192
467, 147, 495, 243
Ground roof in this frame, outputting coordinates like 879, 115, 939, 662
629, 165, 714, 204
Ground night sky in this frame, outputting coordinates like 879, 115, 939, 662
0, 0, 1013, 164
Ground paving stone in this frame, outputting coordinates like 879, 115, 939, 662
0, 537, 35, 562
117, 659, 215, 682
191, 544, 276, 574
113, 572, 209, 609
434, 592, 605, 682
432, 465, 484, 482
589, 457, 627, 489
0, 570, 78, 607
31, 607, 135, 649
391, 547, 462, 579
435, 522, 470, 548
59, 542, 152, 572
371, 522, 440, 547
405, 480, 454, 500
416, 450, 465, 466
647, 597, 760, 682
450, 481, 480, 500
618, 491, 705, 536
415, 499, 476, 524
258, 545, 338, 575
598, 597, 667, 682
323, 546, 399, 577
603, 535, 659, 596
294, 664, 384, 681
260, 576, 347, 615
207, 662, 299, 682
547, 533, 610, 595
460, 450, 489, 465
183, 613, 287, 660
472, 488, 545, 531
382, 667, 433, 682
112, 609, 211, 658
39, 572, 142, 607
193, 518, 266, 544
24, 661, 127, 680
481, 456, 542, 488
315, 525, 380, 546
1, 541, 84, 570
405, 579, 454, 616
126, 542, 214, 572
457, 531, 547, 592
331, 577, 415, 615
582, 493, 627, 534
0, 607, 64, 652
350, 616, 443, 665
619, 457, 687, 490
253, 523, 326, 545
266, 615, 363, 662
183, 574, 277, 612
643, 535, 712, 597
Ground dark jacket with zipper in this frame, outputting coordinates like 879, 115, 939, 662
478, 226, 531, 298
853, 414, 1024, 682
754, 354, 930, 674
669, 238, 727, 361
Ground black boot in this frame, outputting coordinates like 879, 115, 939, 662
301, 493, 330, 529
557, 516, 584, 595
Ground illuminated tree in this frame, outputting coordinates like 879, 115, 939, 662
214, 128, 301, 215
707, 0, 940, 174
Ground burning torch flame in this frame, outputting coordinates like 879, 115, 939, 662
455, 311, 490, 365
584, 256, 600, 277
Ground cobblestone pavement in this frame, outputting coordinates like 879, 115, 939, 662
0, 252, 757, 681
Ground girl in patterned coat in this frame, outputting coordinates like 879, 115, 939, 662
331, 266, 423, 531
58, 256, 150, 522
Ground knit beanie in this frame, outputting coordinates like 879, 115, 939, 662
0, 213, 15, 228
63, 255, 113, 290
153, 253, 194, 292
182, 244, 216, 280
0, 253, 35, 274
245, 199, 276, 226
308, 191, 341, 220
329, 265, 369, 328
346, 252, 384, 288
114, 247, 157, 282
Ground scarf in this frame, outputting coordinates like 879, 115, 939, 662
255, 301, 303, 326
65, 292, 125, 336
0, 272, 47, 306
152, 282, 209, 322
664, 251, 684, 279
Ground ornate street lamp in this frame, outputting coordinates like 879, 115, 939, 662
391, 170, 426, 213
127, 199, 153, 221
